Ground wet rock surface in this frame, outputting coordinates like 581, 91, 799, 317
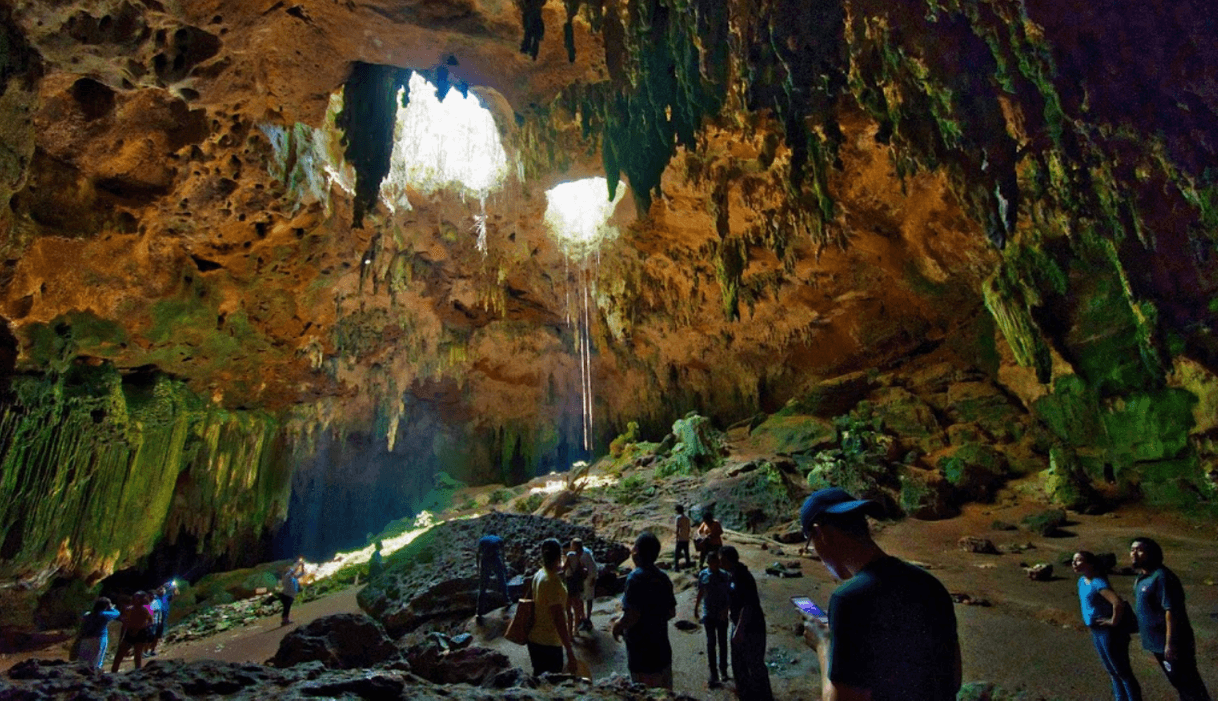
358, 513, 629, 637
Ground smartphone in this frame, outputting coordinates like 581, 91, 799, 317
791, 596, 828, 622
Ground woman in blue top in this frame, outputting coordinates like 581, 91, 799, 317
77, 597, 121, 670
1073, 551, 1142, 701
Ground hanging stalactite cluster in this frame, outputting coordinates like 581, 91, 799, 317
0, 364, 292, 582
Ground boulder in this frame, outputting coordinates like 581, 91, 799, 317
406, 641, 513, 686
778, 371, 877, 418
938, 443, 1009, 502
693, 461, 807, 534
741, 415, 836, 457
268, 613, 399, 669
1021, 509, 1068, 537
899, 466, 958, 520
946, 381, 1027, 441
869, 387, 946, 453
1043, 446, 1104, 513
357, 513, 628, 637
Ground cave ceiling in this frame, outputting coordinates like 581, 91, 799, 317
1, 0, 1216, 452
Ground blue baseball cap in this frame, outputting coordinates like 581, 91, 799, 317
800, 488, 882, 534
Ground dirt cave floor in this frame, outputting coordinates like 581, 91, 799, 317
6, 499, 1217, 700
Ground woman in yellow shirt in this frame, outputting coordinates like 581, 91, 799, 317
528, 538, 577, 675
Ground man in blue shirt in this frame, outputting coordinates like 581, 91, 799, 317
801, 488, 960, 701
476, 532, 509, 623
612, 531, 677, 689
1131, 537, 1211, 701
694, 548, 733, 688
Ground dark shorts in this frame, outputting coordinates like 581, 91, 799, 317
124, 627, 155, 645
565, 575, 584, 597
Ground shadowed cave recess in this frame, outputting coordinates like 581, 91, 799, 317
0, 0, 1217, 652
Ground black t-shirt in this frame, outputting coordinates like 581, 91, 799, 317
729, 564, 765, 632
621, 564, 677, 673
828, 556, 959, 701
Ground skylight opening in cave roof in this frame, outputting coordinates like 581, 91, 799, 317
380, 72, 510, 213
544, 178, 627, 258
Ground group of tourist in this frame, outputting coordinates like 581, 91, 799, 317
479, 488, 1211, 701
74, 581, 177, 672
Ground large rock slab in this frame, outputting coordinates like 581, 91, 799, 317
357, 513, 628, 637
268, 613, 399, 670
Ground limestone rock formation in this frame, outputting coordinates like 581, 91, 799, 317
0, 0, 1217, 600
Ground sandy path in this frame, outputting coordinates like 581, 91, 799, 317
154, 587, 365, 669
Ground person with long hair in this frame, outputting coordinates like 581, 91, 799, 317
76, 597, 120, 670
1072, 550, 1142, 701
527, 538, 577, 676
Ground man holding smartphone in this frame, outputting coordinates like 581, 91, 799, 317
801, 488, 961, 701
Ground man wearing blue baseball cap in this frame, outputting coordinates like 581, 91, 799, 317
801, 488, 960, 701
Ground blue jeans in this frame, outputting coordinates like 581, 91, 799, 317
1091, 627, 1142, 701
477, 557, 509, 615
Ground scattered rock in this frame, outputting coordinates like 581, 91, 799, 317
990, 520, 1017, 531
950, 592, 992, 607
999, 542, 1036, 554
0, 657, 671, 699
763, 561, 804, 578
358, 513, 628, 637
674, 619, 700, 632
957, 537, 999, 555
1025, 563, 1054, 581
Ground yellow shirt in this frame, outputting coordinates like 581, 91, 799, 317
527, 567, 567, 647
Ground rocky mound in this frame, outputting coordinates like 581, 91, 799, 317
0, 658, 698, 700
269, 614, 400, 670
357, 513, 629, 637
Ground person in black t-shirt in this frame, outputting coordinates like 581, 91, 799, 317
721, 546, 773, 700
801, 488, 961, 701
612, 531, 677, 689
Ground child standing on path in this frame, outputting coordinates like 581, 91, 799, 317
674, 505, 692, 572
694, 549, 732, 688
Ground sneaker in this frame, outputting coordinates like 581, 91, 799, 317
708, 680, 722, 689
476, 615, 485, 625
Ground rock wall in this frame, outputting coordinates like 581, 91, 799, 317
0, 0, 1217, 590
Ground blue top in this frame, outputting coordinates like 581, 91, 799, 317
697, 568, 732, 621
828, 556, 959, 701
1134, 565, 1194, 654
1077, 575, 1115, 627
281, 571, 300, 597
621, 564, 676, 674
80, 608, 121, 642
